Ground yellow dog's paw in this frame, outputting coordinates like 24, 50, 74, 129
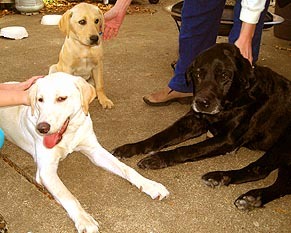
99, 97, 114, 109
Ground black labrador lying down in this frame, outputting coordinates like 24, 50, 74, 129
113, 43, 291, 210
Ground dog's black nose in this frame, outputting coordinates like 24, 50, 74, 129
195, 98, 210, 110
37, 122, 51, 134
90, 35, 99, 43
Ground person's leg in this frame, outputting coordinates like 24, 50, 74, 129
228, 0, 270, 63
144, 0, 226, 105
170, 0, 226, 92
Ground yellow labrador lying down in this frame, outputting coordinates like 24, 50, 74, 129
0, 73, 169, 233
49, 3, 113, 109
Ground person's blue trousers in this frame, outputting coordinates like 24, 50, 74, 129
168, 0, 270, 93
0, 128, 4, 149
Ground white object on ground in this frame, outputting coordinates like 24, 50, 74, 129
41, 15, 62, 26
0, 26, 28, 40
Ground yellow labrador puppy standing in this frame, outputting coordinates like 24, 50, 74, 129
49, 3, 113, 109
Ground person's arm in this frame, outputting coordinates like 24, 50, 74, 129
235, 0, 267, 64
103, 0, 132, 40
0, 90, 29, 106
235, 22, 256, 64
0, 76, 42, 107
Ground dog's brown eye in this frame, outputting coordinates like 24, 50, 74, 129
57, 96, 67, 102
95, 19, 99, 24
38, 97, 43, 102
79, 20, 86, 25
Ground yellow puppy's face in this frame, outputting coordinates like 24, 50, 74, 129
59, 3, 104, 46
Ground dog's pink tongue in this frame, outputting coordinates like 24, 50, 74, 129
43, 133, 62, 149
43, 118, 69, 149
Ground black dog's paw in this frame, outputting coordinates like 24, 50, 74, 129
202, 171, 232, 188
112, 143, 140, 158
138, 154, 168, 170
234, 191, 263, 210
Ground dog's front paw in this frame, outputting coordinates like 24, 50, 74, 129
234, 190, 263, 210
138, 154, 168, 170
112, 143, 141, 158
99, 97, 114, 109
75, 212, 99, 233
201, 171, 232, 188
139, 180, 170, 200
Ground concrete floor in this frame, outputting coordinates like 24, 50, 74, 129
0, 1, 290, 232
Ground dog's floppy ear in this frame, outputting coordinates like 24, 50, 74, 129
97, 6, 105, 33
185, 63, 196, 95
185, 64, 194, 86
28, 82, 38, 116
59, 9, 73, 35
74, 77, 96, 115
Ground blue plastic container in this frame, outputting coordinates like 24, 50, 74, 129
0, 128, 4, 149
